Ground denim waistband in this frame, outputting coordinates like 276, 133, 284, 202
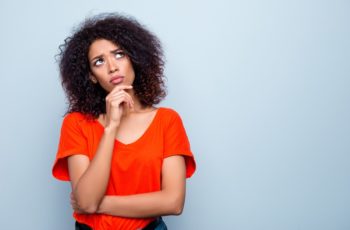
143, 217, 167, 230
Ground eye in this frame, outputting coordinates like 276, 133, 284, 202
94, 58, 104, 66
115, 51, 125, 59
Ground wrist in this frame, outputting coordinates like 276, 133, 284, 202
96, 196, 109, 214
104, 123, 119, 133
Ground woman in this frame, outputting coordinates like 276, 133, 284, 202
52, 13, 196, 230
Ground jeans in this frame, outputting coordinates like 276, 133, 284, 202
144, 217, 168, 230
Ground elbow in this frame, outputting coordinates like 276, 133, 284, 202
168, 194, 185, 216
172, 204, 184, 216
73, 192, 99, 214
80, 204, 98, 214
76, 198, 99, 214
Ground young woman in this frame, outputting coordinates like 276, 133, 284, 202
52, 13, 196, 230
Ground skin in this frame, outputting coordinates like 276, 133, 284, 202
67, 39, 186, 217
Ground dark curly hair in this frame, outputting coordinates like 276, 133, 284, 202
57, 13, 166, 118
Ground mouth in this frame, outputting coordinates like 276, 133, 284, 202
109, 76, 124, 84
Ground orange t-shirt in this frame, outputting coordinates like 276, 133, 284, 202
52, 107, 196, 230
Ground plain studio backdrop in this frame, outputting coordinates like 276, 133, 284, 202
0, 0, 349, 229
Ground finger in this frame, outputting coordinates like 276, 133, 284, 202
109, 93, 134, 107
106, 90, 133, 105
109, 93, 133, 103
113, 85, 133, 91
109, 85, 133, 95
70, 199, 76, 207
71, 202, 81, 212
107, 90, 126, 102
106, 91, 122, 103
76, 208, 85, 214
124, 92, 134, 106
110, 96, 130, 108
109, 94, 134, 107
118, 91, 133, 105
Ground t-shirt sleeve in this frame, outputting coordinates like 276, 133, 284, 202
163, 111, 196, 178
52, 113, 89, 181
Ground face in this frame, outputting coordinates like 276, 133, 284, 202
88, 39, 135, 92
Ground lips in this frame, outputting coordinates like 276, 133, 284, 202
109, 76, 124, 84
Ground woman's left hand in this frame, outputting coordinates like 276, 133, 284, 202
70, 192, 89, 214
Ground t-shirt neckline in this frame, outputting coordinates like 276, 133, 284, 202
95, 107, 162, 146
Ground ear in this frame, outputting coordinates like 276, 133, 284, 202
89, 73, 98, 84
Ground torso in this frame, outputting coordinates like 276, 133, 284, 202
53, 106, 196, 229
96, 106, 159, 145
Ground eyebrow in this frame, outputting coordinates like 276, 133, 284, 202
90, 48, 123, 62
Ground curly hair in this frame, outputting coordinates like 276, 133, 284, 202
57, 13, 166, 118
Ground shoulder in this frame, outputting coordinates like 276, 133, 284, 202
62, 112, 91, 128
63, 112, 87, 122
158, 107, 186, 129
159, 107, 182, 121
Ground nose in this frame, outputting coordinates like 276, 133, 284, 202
107, 57, 118, 73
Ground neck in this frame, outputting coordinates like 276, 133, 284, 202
123, 90, 154, 116
128, 90, 143, 111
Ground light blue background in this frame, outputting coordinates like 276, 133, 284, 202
0, 0, 349, 229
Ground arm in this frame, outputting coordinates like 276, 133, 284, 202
68, 125, 118, 214
68, 85, 133, 214
96, 155, 186, 218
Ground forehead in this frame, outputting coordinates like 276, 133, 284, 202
88, 39, 120, 58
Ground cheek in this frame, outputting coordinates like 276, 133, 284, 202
90, 69, 109, 89
130, 68, 135, 78
91, 67, 105, 80
127, 65, 135, 78
124, 59, 135, 76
